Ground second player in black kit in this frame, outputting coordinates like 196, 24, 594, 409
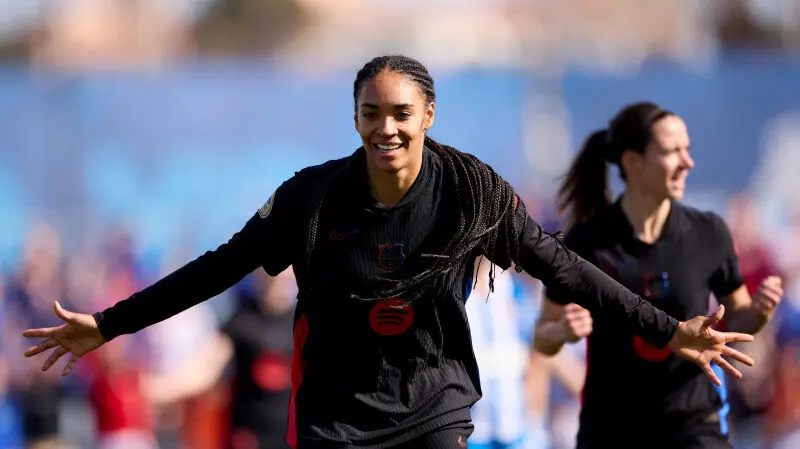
23, 57, 757, 449
534, 102, 783, 449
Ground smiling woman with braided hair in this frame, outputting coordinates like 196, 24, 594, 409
23, 55, 756, 449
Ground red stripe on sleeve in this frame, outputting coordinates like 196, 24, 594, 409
287, 314, 309, 449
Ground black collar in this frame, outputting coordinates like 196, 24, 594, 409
610, 197, 678, 245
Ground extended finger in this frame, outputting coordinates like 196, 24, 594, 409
62, 354, 80, 377
721, 346, 755, 367
42, 347, 68, 372
25, 339, 59, 358
714, 355, 742, 379
54, 301, 78, 324
702, 305, 725, 329
720, 332, 754, 343
700, 362, 722, 387
22, 327, 59, 339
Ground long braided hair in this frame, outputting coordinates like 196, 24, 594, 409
304, 55, 526, 303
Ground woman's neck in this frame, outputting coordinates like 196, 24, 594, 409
620, 190, 671, 244
367, 156, 423, 208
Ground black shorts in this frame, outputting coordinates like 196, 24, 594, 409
578, 418, 730, 449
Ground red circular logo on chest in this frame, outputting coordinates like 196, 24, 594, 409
369, 298, 414, 336
633, 335, 672, 362
251, 353, 292, 392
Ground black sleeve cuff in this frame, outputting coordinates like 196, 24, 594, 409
92, 310, 118, 343
657, 316, 680, 349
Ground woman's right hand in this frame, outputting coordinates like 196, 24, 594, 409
23, 301, 106, 376
669, 305, 755, 386
561, 303, 593, 343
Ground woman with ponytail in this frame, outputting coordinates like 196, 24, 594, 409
23, 62, 755, 449
534, 102, 783, 449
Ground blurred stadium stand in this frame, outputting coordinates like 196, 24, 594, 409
1, 1, 799, 448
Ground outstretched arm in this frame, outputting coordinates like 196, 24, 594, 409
514, 215, 678, 348
92, 211, 285, 342
23, 181, 301, 375
486, 199, 756, 385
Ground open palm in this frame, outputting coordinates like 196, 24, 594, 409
669, 305, 755, 386
23, 301, 106, 376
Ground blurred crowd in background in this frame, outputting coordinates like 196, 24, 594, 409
1, 1, 800, 448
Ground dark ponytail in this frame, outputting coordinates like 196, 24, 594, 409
557, 102, 675, 227
556, 130, 612, 227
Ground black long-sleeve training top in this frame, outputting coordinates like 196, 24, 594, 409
545, 199, 745, 446
93, 146, 678, 448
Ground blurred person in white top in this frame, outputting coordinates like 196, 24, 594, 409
465, 257, 548, 449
